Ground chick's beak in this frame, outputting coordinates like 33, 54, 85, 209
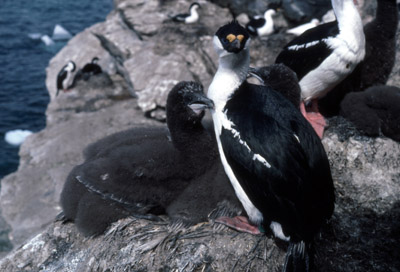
188, 92, 214, 112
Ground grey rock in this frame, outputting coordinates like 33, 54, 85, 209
0, 0, 399, 270
0, 119, 399, 271
209, 0, 283, 17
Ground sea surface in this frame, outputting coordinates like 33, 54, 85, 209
0, 0, 113, 180
0, 0, 112, 252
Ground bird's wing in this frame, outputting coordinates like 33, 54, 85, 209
171, 13, 189, 22
221, 84, 334, 233
72, 138, 182, 207
276, 21, 339, 80
249, 17, 266, 28
56, 69, 67, 90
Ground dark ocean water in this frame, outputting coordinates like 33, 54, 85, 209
0, 0, 112, 252
0, 0, 113, 180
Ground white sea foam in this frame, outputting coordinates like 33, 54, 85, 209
40, 35, 55, 46
52, 24, 72, 40
28, 33, 42, 40
5, 129, 33, 146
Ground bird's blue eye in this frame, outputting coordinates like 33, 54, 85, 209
221, 38, 229, 44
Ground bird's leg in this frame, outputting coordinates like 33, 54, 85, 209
300, 99, 326, 139
215, 215, 262, 235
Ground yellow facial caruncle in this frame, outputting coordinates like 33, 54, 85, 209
226, 34, 236, 43
226, 34, 245, 43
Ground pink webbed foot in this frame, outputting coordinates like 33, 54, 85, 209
300, 101, 326, 139
215, 215, 262, 235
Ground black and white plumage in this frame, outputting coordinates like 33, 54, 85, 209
208, 21, 335, 271
56, 61, 76, 96
275, 0, 365, 138
71, 57, 103, 86
170, 2, 201, 24
319, 0, 399, 116
81, 57, 102, 78
60, 81, 241, 236
246, 9, 276, 36
276, 0, 365, 103
340, 85, 400, 142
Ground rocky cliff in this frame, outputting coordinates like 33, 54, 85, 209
0, 0, 399, 271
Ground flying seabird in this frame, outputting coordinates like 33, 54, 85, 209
170, 2, 201, 24
246, 9, 276, 36
207, 21, 335, 271
275, 0, 365, 138
56, 60, 76, 96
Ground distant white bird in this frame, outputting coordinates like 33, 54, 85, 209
246, 9, 276, 36
286, 18, 320, 36
170, 2, 201, 24
5, 130, 33, 146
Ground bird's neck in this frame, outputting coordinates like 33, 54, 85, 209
208, 49, 250, 112
169, 121, 216, 166
190, 6, 199, 16
332, 0, 365, 51
263, 12, 274, 30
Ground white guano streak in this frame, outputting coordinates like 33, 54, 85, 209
221, 110, 271, 169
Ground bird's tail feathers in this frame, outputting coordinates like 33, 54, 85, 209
282, 241, 312, 272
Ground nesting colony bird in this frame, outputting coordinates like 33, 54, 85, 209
60, 81, 241, 236
70, 57, 103, 87
170, 2, 201, 24
208, 21, 335, 271
56, 60, 76, 96
246, 9, 276, 36
340, 85, 400, 142
248, 64, 301, 108
319, 0, 399, 116
80, 57, 102, 80
275, 0, 365, 138
286, 18, 320, 36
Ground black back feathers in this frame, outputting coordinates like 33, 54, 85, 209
275, 21, 339, 81
60, 81, 240, 236
72, 57, 103, 84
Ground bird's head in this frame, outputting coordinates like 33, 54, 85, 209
265, 9, 276, 17
213, 21, 251, 57
66, 61, 76, 72
91, 57, 99, 64
190, 2, 201, 10
167, 81, 214, 127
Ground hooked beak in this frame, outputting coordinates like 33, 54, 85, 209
188, 92, 214, 113
228, 39, 242, 53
